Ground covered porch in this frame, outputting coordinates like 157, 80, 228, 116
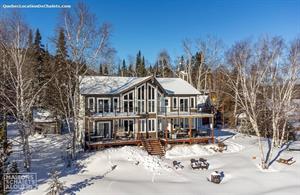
158, 113, 215, 145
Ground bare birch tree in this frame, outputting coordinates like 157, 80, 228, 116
0, 13, 53, 171
58, 2, 112, 158
226, 37, 300, 169
182, 36, 223, 92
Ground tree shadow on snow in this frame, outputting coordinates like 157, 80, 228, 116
265, 139, 292, 167
62, 165, 117, 194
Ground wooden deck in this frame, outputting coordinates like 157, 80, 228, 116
86, 136, 213, 150
87, 139, 142, 150
160, 136, 213, 145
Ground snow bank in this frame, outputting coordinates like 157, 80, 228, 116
117, 146, 171, 173
79, 146, 171, 176
166, 141, 244, 159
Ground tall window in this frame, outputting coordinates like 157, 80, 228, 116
179, 98, 188, 112
113, 97, 119, 112
164, 99, 169, 113
140, 119, 146, 132
173, 97, 178, 110
137, 85, 145, 113
123, 92, 134, 112
94, 121, 110, 138
148, 85, 155, 113
123, 119, 134, 132
87, 97, 95, 112
148, 119, 156, 132
97, 98, 110, 113
190, 97, 195, 108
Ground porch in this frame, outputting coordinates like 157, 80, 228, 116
84, 111, 214, 150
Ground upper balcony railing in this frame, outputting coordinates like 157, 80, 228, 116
86, 106, 213, 118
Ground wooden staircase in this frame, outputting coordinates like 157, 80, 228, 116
142, 139, 165, 156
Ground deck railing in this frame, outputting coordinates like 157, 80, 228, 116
86, 106, 213, 118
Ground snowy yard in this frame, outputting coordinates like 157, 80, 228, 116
8, 124, 300, 195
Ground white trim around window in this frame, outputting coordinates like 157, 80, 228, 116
173, 97, 178, 110
93, 121, 111, 138
113, 97, 119, 112
190, 97, 195, 109
96, 98, 111, 113
140, 119, 146, 132
148, 119, 156, 132
87, 97, 95, 112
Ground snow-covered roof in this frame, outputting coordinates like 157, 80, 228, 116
80, 76, 151, 95
80, 76, 201, 95
32, 108, 56, 123
156, 78, 200, 95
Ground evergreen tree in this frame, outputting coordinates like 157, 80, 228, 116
99, 64, 103, 75
121, 59, 127, 76
135, 50, 147, 77
99, 64, 109, 75
128, 64, 134, 77
45, 29, 68, 114
46, 170, 65, 195
28, 29, 33, 47
33, 29, 47, 105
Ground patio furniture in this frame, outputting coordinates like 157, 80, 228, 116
208, 171, 224, 184
173, 160, 184, 169
276, 157, 296, 165
190, 158, 209, 170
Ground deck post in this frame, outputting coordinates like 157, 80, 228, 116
189, 117, 192, 144
87, 117, 91, 143
210, 115, 214, 143
165, 118, 168, 144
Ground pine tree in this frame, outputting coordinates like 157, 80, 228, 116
135, 51, 147, 77
28, 29, 33, 47
32, 29, 47, 106
46, 29, 68, 115
9, 161, 19, 174
121, 59, 127, 76
99, 64, 103, 75
46, 170, 65, 195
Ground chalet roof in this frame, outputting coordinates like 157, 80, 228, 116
80, 76, 200, 95
156, 78, 201, 95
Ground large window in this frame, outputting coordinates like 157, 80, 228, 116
87, 97, 95, 112
123, 119, 134, 132
148, 119, 156, 132
94, 121, 110, 138
179, 98, 189, 112
97, 98, 110, 113
123, 92, 134, 113
137, 85, 145, 113
148, 85, 155, 113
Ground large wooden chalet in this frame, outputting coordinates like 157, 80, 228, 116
79, 76, 215, 152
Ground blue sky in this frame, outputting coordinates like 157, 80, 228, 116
1, 0, 300, 65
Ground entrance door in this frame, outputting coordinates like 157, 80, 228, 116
95, 122, 111, 138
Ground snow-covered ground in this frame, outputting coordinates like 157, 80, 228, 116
8, 124, 300, 195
